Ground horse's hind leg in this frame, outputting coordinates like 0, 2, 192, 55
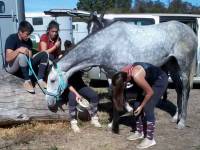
169, 72, 182, 124
170, 65, 190, 129
166, 57, 188, 129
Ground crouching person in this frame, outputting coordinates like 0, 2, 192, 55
68, 71, 101, 133
112, 62, 168, 149
46, 70, 101, 133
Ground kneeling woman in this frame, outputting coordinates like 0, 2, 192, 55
67, 71, 101, 133
112, 62, 168, 149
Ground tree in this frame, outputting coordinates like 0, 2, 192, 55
77, 0, 114, 13
111, 0, 132, 13
76, 0, 132, 13
168, 0, 185, 13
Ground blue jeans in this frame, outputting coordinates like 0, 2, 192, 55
133, 72, 168, 122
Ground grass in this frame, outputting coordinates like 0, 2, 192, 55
48, 145, 58, 150
0, 121, 70, 149
195, 146, 200, 150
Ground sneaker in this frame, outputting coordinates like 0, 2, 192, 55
127, 131, 144, 141
70, 119, 80, 133
108, 121, 113, 128
23, 80, 35, 93
38, 80, 47, 89
91, 115, 102, 128
136, 138, 156, 149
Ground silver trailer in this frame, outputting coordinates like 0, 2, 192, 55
0, 0, 25, 69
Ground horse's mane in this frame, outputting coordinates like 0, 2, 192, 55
58, 20, 117, 60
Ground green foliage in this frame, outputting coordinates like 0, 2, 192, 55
76, 0, 200, 14
48, 145, 58, 150
77, 0, 132, 13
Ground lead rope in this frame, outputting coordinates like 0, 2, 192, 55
25, 56, 67, 100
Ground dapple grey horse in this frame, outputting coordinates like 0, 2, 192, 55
46, 20, 197, 130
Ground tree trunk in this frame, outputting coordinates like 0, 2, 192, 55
0, 70, 69, 126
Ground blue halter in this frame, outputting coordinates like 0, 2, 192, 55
45, 63, 68, 101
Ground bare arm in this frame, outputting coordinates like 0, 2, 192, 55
134, 75, 154, 108
40, 41, 57, 54
130, 66, 154, 108
69, 86, 82, 102
40, 39, 61, 54
6, 47, 29, 63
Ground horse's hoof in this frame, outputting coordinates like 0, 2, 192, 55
177, 120, 186, 129
112, 127, 119, 134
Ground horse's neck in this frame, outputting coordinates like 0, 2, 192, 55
57, 44, 100, 78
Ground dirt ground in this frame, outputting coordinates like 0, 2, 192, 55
0, 89, 200, 150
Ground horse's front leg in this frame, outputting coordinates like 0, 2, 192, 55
112, 106, 120, 134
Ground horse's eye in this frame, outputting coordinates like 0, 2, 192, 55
50, 79, 55, 83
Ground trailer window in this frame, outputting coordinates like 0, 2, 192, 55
183, 21, 197, 34
0, 1, 5, 13
32, 17, 43, 25
114, 18, 155, 25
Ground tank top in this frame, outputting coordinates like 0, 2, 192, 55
123, 62, 163, 86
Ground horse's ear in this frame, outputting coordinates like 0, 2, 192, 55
100, 13, 104, 22
93, 11, 98, 16
89, 11, 97, 20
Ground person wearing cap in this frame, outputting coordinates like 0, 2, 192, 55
112, 62, 168, 149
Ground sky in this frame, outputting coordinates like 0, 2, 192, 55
25, 0, 200, 12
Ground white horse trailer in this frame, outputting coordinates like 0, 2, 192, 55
0, 0, 25, 69
25, 12, 73, 50
36, 10, 200, 86
72, 22, 88, 44
87, 13, 200, 86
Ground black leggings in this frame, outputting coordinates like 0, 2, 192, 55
31, 51, 49, 80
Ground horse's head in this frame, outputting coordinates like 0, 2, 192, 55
87, 11, 104, 34
46, 63, 67, 107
